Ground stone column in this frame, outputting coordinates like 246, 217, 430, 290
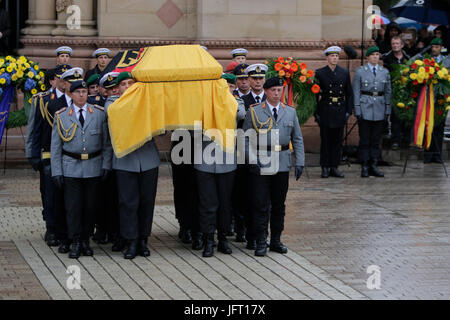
25, 0, 56, 35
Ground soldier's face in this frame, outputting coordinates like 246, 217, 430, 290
119, 79, 136, 95
265, 86, 283, 105
236, 77, 250, 92
97, 55, 110, 69
431, 45, 442, 57
234, 56, 246, 64
49, 78, 57, 89
72, 88, 88, 107
368, 53, 380, 65
56, 78, 65, 92
227, 83, 236, 94
106, 86, 120, 97
89, 84, 99, 95
57, 54, 70, 65
326, 53, 339, 66
249, 77, 265, 92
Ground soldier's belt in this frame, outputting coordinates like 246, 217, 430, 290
327, 96, 346, 103
62, 150, 101, 160
41, 152, 51, 160
361, 91, 384, 96
257, 144, 290, 152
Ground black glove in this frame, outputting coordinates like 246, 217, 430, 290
295, 166, 304, 181
28, 158, 42, 172
53, 175, 64, 189
101, 169, 111, 182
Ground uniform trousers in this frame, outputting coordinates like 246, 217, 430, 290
195, 170, 235, 235
116, 168, 158, 240
319, 126, 344, 167
250, 171, 289, 240
43, 163, 67, 239
172, 163, 199, 233
358, 120, 385, 163
64, 177, 101, 241
232, 164, 253, 239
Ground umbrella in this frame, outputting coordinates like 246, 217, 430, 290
394, 17, 425, 29
391, 0, 450, 26
371, 14, 390, 26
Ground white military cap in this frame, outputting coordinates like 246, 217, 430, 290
100, 72, 120, 88
324, 46, 342, 56
245, 64, 268, 77
231, 48, 248, 57
55, 46, 73, 56
93, 48, 111, 58
61, 67, 84, 82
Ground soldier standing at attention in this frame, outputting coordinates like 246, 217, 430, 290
87, 74, 106, 107
51, 80, 112, 259
55, 46, 72, 66
85, 48, 111, 81
242, 64, 268, 110
314, 46, 353, 178
232, 63, 250, 98
107, 72, 161, 260
242, 77, 305, 257
353, 46, 392, 178
231, 48, 248, 64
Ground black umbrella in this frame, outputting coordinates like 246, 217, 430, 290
390, 0, 450, 26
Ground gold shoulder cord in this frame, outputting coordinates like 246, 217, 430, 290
39, 96, 54, 127
56, 114, 77, 142
250, 104, 273, 134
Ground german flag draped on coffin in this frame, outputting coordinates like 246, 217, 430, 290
106, 45, 238, 158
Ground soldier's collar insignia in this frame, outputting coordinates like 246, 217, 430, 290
96, 96, 100, 101
88, 107, 93, 114
69, 108, 73, 116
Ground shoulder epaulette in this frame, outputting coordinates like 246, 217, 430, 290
55, 107, 67, 115
93, 105, 104, 111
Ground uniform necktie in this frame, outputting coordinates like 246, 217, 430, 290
273, 108, 278, 121
255, 96, 260, 103
373, 67, 376, 77
79, 109, 85, 127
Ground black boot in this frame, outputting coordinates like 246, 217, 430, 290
112, 236, 126, 252
330, 167, 344, 178
138, 238, 151, 257
202, 233, 215, 258
269, 234, 288, 254
369, 161, 384, 177
246, 239, 257, 250
255, 238, 267, 257
81, 240, 94, 256
321, 167, 330, 178
180, 229, 192, 244
69, 240, 82, 259
192, 232, 204, 251
46, 231, 60, 247
361, 163, 369, 178
124, 240, 138, 259
58, 239, 71, 254
217, 233, 232, 254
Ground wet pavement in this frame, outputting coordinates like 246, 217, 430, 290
0, 161, 449, 300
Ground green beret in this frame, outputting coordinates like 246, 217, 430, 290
366, 46, 380, 57
221, 73, 236, 84
116, 71, 134, 85
430, 38, 443, 46
86, 74, 100, 87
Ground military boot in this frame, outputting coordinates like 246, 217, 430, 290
124, 240, 138, 259
217, 232, 232, 254
69, 240, 82, 259
192, 232, 204, 251
81, 240, 93, 256
330, 167, 344, 178
369, 161, 384, 177
321, 167, 330, 178
202, 233, 215, 258
269, 234, 288, 254
255, 238, 268, 257
361, 162, 369, 178
138, 238, 151, 257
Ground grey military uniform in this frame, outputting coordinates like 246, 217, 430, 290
242, 101, 305, 175
51, 103, 112, 178
104, 96, 161, 172
193, 97, 245, 174
353, 64, 392, 121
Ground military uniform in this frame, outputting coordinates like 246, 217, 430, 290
88, 94, 106, 107
242, 78, 305, 256
232, 63, 250, 99
193, 98, 245, 257
51, 81, 112, 258
84, 48, 111, 81
353, 47, 392, 177
315, 59, 353, 177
